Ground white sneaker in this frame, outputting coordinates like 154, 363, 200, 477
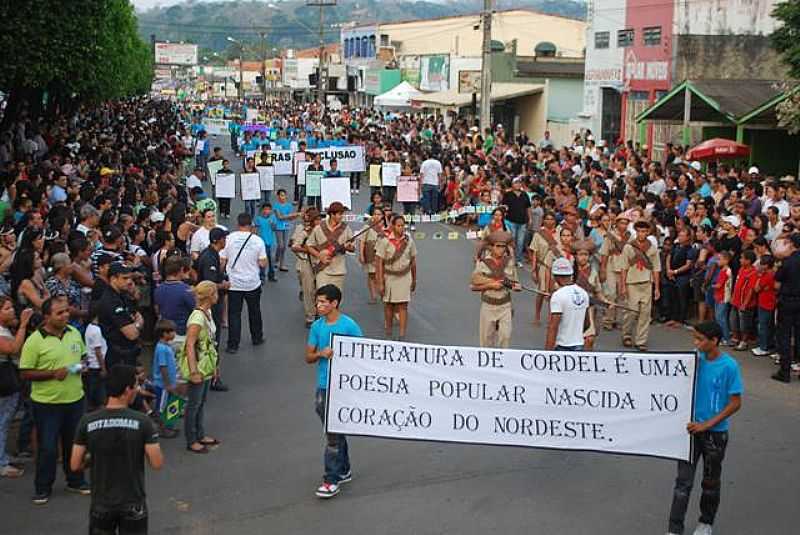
339, 470, 352, 484
751, 347, 770, 356
0, 465, 24, 478
692, 523, 713, 535
791, 362, 800, 372
315, 481, 340, 498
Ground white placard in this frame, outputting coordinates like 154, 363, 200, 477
327, 337, 697, 462
257, 166, 275, 191
241, 173, 261, 201
307, 145, 365, 173
381, 162, 401, 187
206, 160, 223, 186
296, 161, 312, 186
215, 172, 236, 199
267, 149, 293, 175
321, 177, 352, 210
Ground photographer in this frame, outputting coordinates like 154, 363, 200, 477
96, 263, 143, 369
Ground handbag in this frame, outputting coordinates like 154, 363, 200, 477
0, 356, 21, 397
179, 310, 219, 380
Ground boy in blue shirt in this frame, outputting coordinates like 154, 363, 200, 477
305, 284, 363, 499
151, 319, 182, 438
254, 203, 278, 282
667, 321, 743, 535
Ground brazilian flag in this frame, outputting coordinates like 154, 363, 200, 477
161, 393, 186, 428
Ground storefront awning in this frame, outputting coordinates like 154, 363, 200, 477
411, 83, 544, 109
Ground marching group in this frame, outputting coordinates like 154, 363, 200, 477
0, 93, 794, 535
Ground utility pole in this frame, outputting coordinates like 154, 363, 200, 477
479, 0, 493, 132
259, 31, 268, 103
307, 0, 335, 105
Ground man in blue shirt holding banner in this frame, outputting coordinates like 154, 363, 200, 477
667, 321, 743, 535
305, 284, 362, 499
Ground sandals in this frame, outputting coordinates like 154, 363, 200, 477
187, 443, 208, 454
622, 337, 633, 348
199, 437, 220, 446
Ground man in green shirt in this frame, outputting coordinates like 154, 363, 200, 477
20, 296, 89, 505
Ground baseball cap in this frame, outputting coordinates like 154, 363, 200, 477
722, 215, 741, 228
150, 211, 165, 223
108, 262, 132, 277
690, 161, 702, 171
209, 228, 228, 242
551, 257, 574, 276
748, 166, 760, 175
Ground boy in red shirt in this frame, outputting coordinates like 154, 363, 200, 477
731, 250, 758, 350
713, 251, 733, 346
752, 254, 777, 357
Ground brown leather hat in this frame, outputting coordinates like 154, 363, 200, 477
487, 230, 513, 244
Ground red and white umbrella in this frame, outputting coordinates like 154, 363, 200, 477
686, 138, 750, 161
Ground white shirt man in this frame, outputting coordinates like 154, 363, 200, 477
420, 157, 443, 186
190, 224, 227, 259
546, 258, 589, 350
186, 170, 203, 192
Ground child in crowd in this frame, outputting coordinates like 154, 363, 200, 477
752, 254, 776, 357
712, 251, 733, 346
255, 202, 278, 282
151, 319, 181, 438
83, 314, 107, 412
730, 250, 758, 350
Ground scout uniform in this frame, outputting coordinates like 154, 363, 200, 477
598, 215, 632, 329
471, 231, 518, 348
529, 227, 560, 291
375, 231, 416, 304
621, 236, 661, 349
361, 226, 382, 277
291, 222, 317, 325
307, 216, 354, 292
573, 240, 602, 341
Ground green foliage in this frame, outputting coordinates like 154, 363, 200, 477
771, 1, 800, 133
0, 0, 152, 107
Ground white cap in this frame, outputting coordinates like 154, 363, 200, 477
748, 166, 760, 175
150, 211, 165, 223
690, 161, 702, 171
722, 215, 741, 228
551, 257, 574, 276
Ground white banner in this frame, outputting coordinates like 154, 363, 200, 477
306, 146, 365, 173
204, 118, 230, 136
327, 337, 696, 462
256, 166, 275, 191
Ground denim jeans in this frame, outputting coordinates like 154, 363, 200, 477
32, 398, 86, 494
421, 184, 438, 214
314, 388, 349, 484
0, 393, 19, 467
730, 307, 754, 338
244, 200, 258, 220
261, 190, 272, 204
17, 394, 33, 453
275, 230, 287, 269
260, 245, 275, 280
506, 221, 526, 263
714, 302, 730, 343
185, 380, 209, 447
83, 369, 107, 411
776, 300, 800, 375
756, 307, 775, 351
226, 286, 263, 350
668, 431, 728, 534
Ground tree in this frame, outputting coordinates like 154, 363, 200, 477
0, 0, 152, 125
771, 0, 800, 134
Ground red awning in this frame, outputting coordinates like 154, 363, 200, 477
686, 138, 750, 161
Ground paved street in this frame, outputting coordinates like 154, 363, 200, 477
4, 140, 799, 535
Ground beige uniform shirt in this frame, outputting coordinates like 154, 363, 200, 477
376, 234, 417, 275
621, 241, 661, 284
291, 225, 312, 273
471, 257, 517, 304
529, 229, 558, 264
307, 220, 354, 276
599, 230, 632, 273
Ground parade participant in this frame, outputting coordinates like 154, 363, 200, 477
470, 230, 521, 348
306, 202, 354, 293
290, 209, 320, 328
666, 321, 742, 535
573, 240, 602, 350
359, 206, 383, 304
375, 215, 417, 340
598, 213, 631, 330
543, 226, 576, 294
475, 207, 510, 261
529, 210, 559, 324
305, 284, 363, 499
273, 189, 299, 273
544, 258, 589, 351
214, 159, 233, 220
71, 364, 163, 535
620, 220, 661, 351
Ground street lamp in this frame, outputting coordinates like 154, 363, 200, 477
227, 36, 244, 100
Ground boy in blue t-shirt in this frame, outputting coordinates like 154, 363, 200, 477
305, 284, 363, 499
254, 203, 278, 282
667, 321, 743, 535
151, 320, 181, 438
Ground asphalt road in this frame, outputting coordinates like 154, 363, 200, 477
3, 139, 799, 535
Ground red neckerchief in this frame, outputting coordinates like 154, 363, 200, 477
388, 233, 405, 250
633, 239, 650, 270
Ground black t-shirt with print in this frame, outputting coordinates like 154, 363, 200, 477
74, 407, 158, 510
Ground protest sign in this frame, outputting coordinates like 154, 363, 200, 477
215, 172, 236, 198
206, 160, 223, 186
256, 166, 275, 191
381, 162, 401, 187
397, 176, 420, 203
369, 165, 382, 187
307, 145, 365, 172
306, 170, 324, 197
296, 161, 312, 186
204, 118, 230, 136
321, 177, 352, 210
241, 173, 261, 201
327, 337, 697, 462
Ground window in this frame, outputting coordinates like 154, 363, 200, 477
617, 29, 634, 47
643, 26, 662, 46
360, 36, 368, 58
369, 35, 376, 57
380, 34, 389, 47
594, 31, 610, 49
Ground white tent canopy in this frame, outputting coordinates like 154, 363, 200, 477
374, 81, 424, 109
